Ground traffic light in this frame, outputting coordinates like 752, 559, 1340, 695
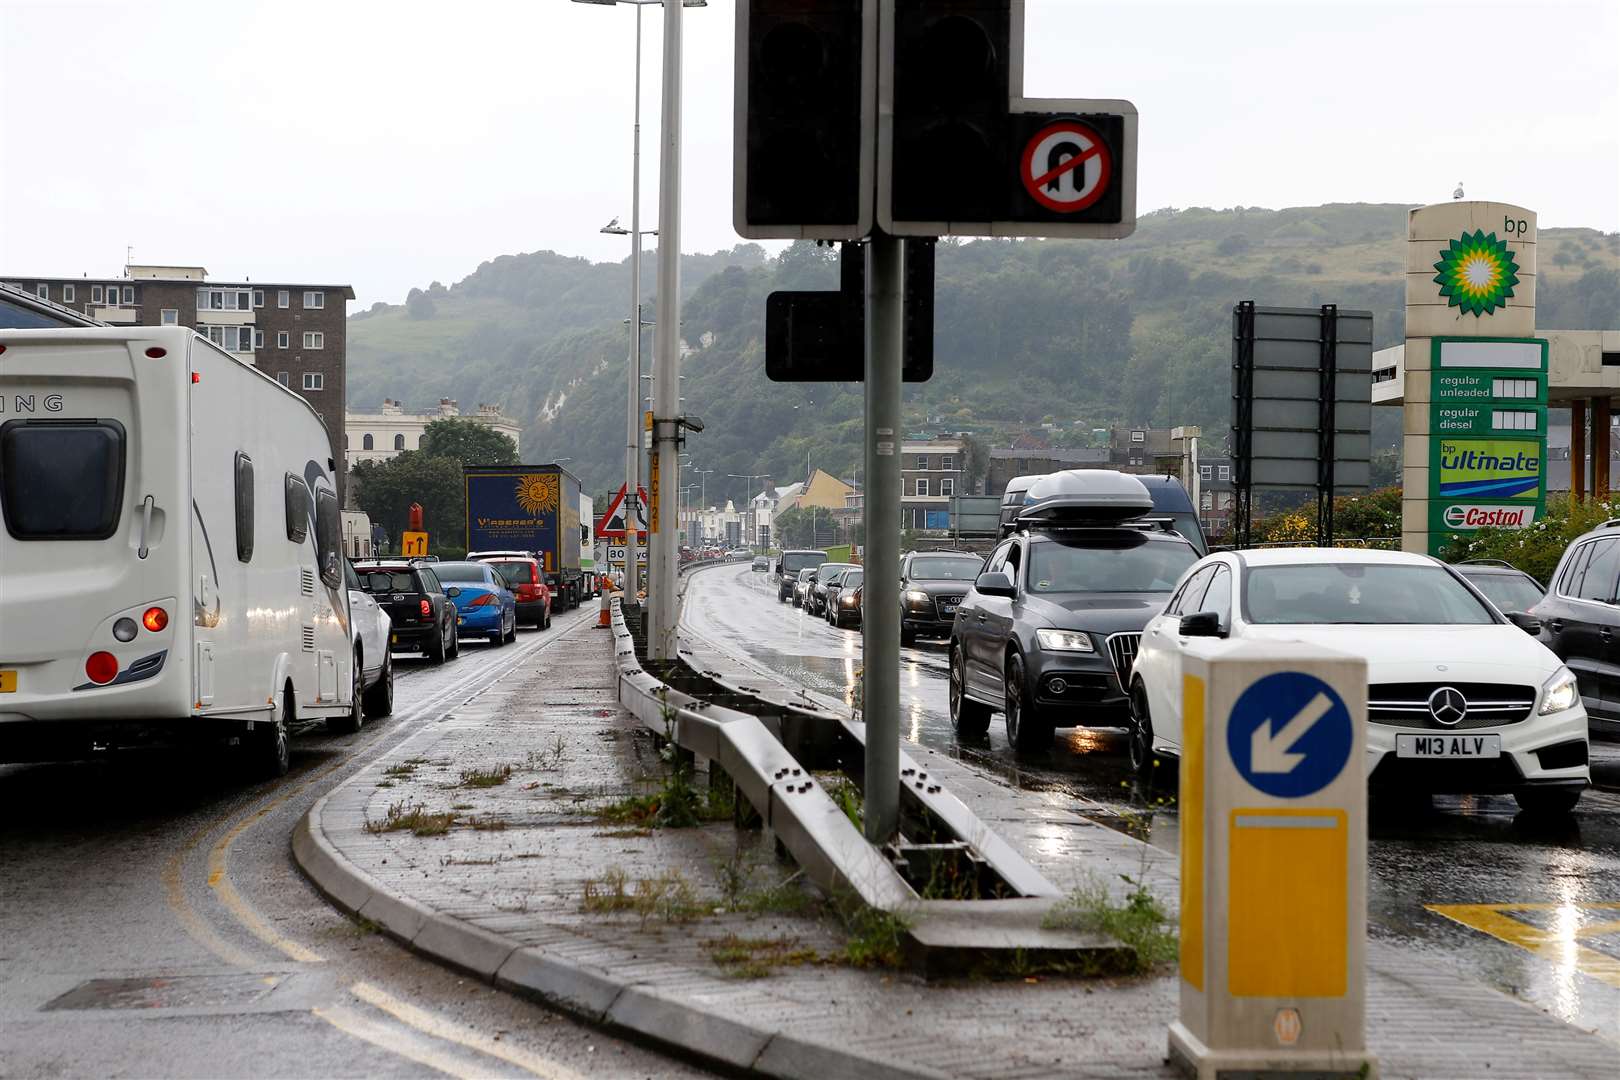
734, 1, 875, 240
765, 240, 934, 382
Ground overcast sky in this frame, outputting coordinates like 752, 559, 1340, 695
2, 0, 1615, 308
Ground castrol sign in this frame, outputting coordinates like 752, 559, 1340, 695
1440, 504, 1537, 530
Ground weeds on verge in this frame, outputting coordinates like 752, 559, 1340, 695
705, 934, 822, 979
838, 901, 911, 968
580, 867, 705, 928
526, 736, 566, 772
594, 707, 731, 828
365, 800, 455, 837
715, 851, 816, 917
459, 765, 513, 788
468, 813, 507, 831
821, 776, 863, 831
1041, 875, 1177, 973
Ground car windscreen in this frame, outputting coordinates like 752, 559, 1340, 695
1166, 513, 1206, 552
1026, 536, 1197, 594
798, 569, 817, 581
487, 561, 533, 587
0, 419, 126, 540
816, 563, 855, 581
911, 556, 983, 581
360, 571, 415, 593
434, 562, 491, 584
842, 570, 864, 588
1245, 564, 1496, 625
1461, 571, 1544, 614
781, 552, 828, 575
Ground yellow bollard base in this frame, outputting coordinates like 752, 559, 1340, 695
1168, 1021, 1377, 1080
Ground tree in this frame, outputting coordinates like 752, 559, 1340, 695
418, 417, 519, 466
352, 452, 467, 554
405, 287, 436, 320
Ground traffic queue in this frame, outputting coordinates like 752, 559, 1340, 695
766, 469, 1597, 816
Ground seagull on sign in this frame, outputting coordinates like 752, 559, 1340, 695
1453, 182, 1465, 200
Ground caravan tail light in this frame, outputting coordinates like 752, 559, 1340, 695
85, 652, 119, 685
145, 347, 167, 359
419, 599, 432, 617
142, 606, 168, 632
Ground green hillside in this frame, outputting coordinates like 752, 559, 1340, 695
348, 204, 1619, 505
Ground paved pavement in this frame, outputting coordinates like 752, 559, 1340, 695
0, 605, 702, 1080
296, 576, 1620, 1079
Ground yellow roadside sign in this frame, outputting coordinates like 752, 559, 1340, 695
400, 531, 429, 557
648, 453, 660, 534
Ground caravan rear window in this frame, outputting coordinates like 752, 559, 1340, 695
0, 419, 126, 540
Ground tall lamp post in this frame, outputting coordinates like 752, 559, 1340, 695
574, 0, 704, 606
728, 472, 770, 551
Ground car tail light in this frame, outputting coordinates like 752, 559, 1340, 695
142, 606, 168, 632
85, 651, 119, 685
468, 593, 497, 607
419, 598, 432, 617
145, 346, 167, 359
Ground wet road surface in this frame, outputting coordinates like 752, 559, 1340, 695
0, 606, 709, 1079
687, 563, 1620, 1044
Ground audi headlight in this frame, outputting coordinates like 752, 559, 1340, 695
1539, 667, 1579, 715
1035, 628, 1094, 653
841, 594, 860, 606
904, 590, 930, 606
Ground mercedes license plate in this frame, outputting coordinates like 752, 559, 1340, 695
1396, 733, 1501, 759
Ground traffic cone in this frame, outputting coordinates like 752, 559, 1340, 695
596, 586, 613, 628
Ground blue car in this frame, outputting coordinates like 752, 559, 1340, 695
433, 561, 518, 646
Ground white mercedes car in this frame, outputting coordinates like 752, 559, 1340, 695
1128, 548, 1590, 815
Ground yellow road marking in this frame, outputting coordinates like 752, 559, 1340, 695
314, 1004, 482, 1078
208, 802, 326, 964
1427, 902, 1620, 990
350, 981, 588, 1080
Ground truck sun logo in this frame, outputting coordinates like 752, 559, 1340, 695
1433, 230, 1520, 316
515, 473, 560, 516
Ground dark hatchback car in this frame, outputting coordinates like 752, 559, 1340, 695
899, 551, 987, 645
823, 567, 865, 628
775, 549, 829, 602
950, 478, 1199, 751
1455, 559, 1546, 616
354, 560, 460, 665
808, 562, 858, 617
1530, 525, 1620, 736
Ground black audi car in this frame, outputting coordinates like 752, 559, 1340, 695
899, 551, 986, 644
949, 471, 1200, 751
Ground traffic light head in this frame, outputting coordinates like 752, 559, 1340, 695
735, 0, 875, 239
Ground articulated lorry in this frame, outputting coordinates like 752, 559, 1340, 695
464, 464, 585, 610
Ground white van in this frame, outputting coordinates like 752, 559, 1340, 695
0, 326, 359, 777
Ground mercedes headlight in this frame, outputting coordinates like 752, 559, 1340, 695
1035, 628, 1094, 653
904, 590, 931, 606
1539, 667, 1579, 715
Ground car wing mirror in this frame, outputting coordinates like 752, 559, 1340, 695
1506, 610, 1542, 635
974, 571, 1016, 598
1179, 610, 1224, 638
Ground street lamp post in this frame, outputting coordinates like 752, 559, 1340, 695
728, 472, 770, 551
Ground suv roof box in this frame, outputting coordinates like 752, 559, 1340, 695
1016, 470, 1154, 527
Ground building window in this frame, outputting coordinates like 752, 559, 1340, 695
35, 284, 48, 299
303, 372, 324, 391
1199, 464, 1211, 480
1131, 430, 1145, 443
942, 455, 956, 471
941, 478, 954, 496
253, 289, 264, 308
277, 331, 289, 348
202, 325, 253, 352
1218, 491, 1232, 510
122, 286, 134, 304
253, 329, 264, 350
304, 290, 324, 309
1218, 465, 1231, 480
276, 372, 290, 387
278, 289, 290, 308
62, 284, 74, 303
916, 478, 929, 497
160, 309, 178, 325
915, 455, 929, 470
393, 433, 406, 450
91, 285, 103, 303
1201, 491, 1213, 511
362, 433, 374, 450
303, 332, 324, 349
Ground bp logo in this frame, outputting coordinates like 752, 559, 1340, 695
1433, 230, 1521, 316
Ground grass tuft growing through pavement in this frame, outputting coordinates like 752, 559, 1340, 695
580, 867, 705, 928
458, 764, 513, 788
365, 800, 456, 837
1041, 876, 1177, 973
705, 934, 823, 979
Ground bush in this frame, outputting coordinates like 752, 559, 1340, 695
1442, 494, 1618, 584
1250, 487, 1401, 546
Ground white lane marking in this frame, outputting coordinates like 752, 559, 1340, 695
314, 1003, 487, 1079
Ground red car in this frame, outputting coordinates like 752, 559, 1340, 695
473, 554, 552, 630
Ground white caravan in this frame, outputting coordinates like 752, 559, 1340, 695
0, 326, 358, 776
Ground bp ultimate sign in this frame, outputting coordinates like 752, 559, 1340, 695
1426, 337, 1548, 552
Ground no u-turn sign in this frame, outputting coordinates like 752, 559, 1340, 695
1020, 119, 1112, 212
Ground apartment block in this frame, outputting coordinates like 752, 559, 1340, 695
3, 264, 355, 496
901, 437, 969, 531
